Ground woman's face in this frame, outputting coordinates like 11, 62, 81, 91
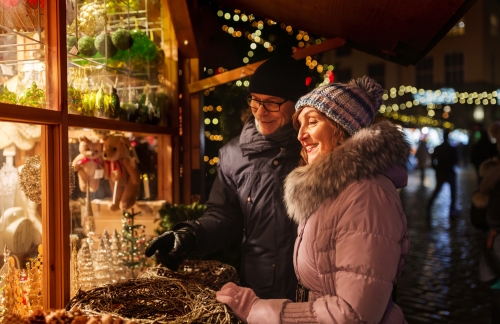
297, 107, 339, 164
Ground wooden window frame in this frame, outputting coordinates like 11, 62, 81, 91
0, 0, 180, 309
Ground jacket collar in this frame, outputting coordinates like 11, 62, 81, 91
239, 116, 300, 157
284, 120, 410, 224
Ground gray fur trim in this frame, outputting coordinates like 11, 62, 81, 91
283, 120, 410, 224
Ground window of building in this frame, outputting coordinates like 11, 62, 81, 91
367, 63, 385, 88
334, 68, 352, 83
491, 14, 499, 37
444, 52, 464, 85
447, 20, 465, 37
336, 45, 352, 57
415, 57, 434, 89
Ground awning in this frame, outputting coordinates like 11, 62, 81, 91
209, 0, 477, 66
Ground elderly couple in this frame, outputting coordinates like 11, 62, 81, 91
146, 43, 410, 324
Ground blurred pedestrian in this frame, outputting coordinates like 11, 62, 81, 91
471, 129, 498, 185
415, 138, 431, 185
427, 129, 459, 217
477, 121, 500, 323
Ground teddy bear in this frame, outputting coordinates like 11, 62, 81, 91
101, 135, 140, 211
72, 136, 103, 193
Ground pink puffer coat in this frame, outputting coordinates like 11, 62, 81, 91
247, 121, 410, 324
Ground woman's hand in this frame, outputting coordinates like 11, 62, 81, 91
216, 282, 259, 323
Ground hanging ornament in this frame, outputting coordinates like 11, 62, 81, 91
0, 0, 20, 8
19, 154, 41, 204
112, 28, 134, 51
25, 0, 44, 9
77, 2, 106, 36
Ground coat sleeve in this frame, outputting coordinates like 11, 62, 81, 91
177, 150, 245, 256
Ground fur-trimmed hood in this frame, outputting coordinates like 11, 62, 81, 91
284, 120, 410, 223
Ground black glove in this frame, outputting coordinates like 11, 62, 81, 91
145, 227, 197, 271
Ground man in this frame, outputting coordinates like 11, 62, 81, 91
145, 43, 307, 300
427, 129, 459, 217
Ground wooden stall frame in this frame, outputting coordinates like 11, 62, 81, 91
0, 0, 182, 309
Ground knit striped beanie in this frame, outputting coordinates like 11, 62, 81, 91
295, 76, 384, 135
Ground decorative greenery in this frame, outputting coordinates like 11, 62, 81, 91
78, 36, 97, 57
155, 202, 207, 235
18, 82, 45, 108
121, 209, 146, 279
0, 84, 17, 104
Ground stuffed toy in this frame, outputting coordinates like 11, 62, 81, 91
72, 136, 103, 193
101, 135, 140, 211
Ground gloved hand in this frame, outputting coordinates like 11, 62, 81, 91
145, 227, 197, 271
216, 282, 259, 323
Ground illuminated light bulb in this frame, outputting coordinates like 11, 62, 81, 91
254, 36, 261, 42
444, 105, 451, 112
217, 10, 223, 17
204, 156, 209, 162
382, 94, 389, 100
204, 118, 210, 125
299, 42, 304, 47
224, 13, 231, 19
214, 157, 219, 163
428, 110, 435, 117
213, 118, 219, 125
443, 112, 449, 119
233, 15, 239, 21
406, 101, 412, 108
217, 106, 222, 112
390, 93, 396, 98
483, 99, 489, 105
243, 57, 249, 63
243, 81, 250, 87
255, 30, 261, 36
250, 43, 257, 49
400, 103, 406, 110
242, 15, 248, 22
228, 27, 234, 34
207, 69, 213, 75
492, 99, 497, 104
296, 34, 303, 40
236, 80, 242, 86
248, 51, 254, 57
413, 100, 419, 105
286, 26, 292, 32
398, 90, 404, 96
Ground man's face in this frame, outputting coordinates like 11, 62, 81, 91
249, 93, 296, 136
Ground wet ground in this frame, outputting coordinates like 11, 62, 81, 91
398, 164, 492, 323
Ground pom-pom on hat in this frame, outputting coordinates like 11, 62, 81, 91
248, 42, 308, 102
295, 76, 384, 135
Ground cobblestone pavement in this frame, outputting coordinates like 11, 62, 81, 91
398, 164, 492, 323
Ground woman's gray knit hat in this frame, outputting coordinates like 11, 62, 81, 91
295, 76, 384, 135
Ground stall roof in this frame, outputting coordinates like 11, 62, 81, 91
208, 0, 477, 66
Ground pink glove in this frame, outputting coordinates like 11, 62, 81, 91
216, 282, 259, 322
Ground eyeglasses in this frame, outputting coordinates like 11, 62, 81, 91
247, 95, 288, 112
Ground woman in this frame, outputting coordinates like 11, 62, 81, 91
217, 76, 410, 323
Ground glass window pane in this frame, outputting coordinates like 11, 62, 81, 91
0, 2, 46, 108
68, 128, 163, 293
66, 1, 176, 125
0, 121, 44, 312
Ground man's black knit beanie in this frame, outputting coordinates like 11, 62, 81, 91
248, 42, 307, 102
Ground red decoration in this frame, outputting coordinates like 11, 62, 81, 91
0, 0, 20, 7
25, 0, 44, 9
305, 76, 312, 86
327, 70, 334, 83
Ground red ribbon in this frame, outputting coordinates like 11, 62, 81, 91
105, 160, 123, 178
76, 157, 102, 167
